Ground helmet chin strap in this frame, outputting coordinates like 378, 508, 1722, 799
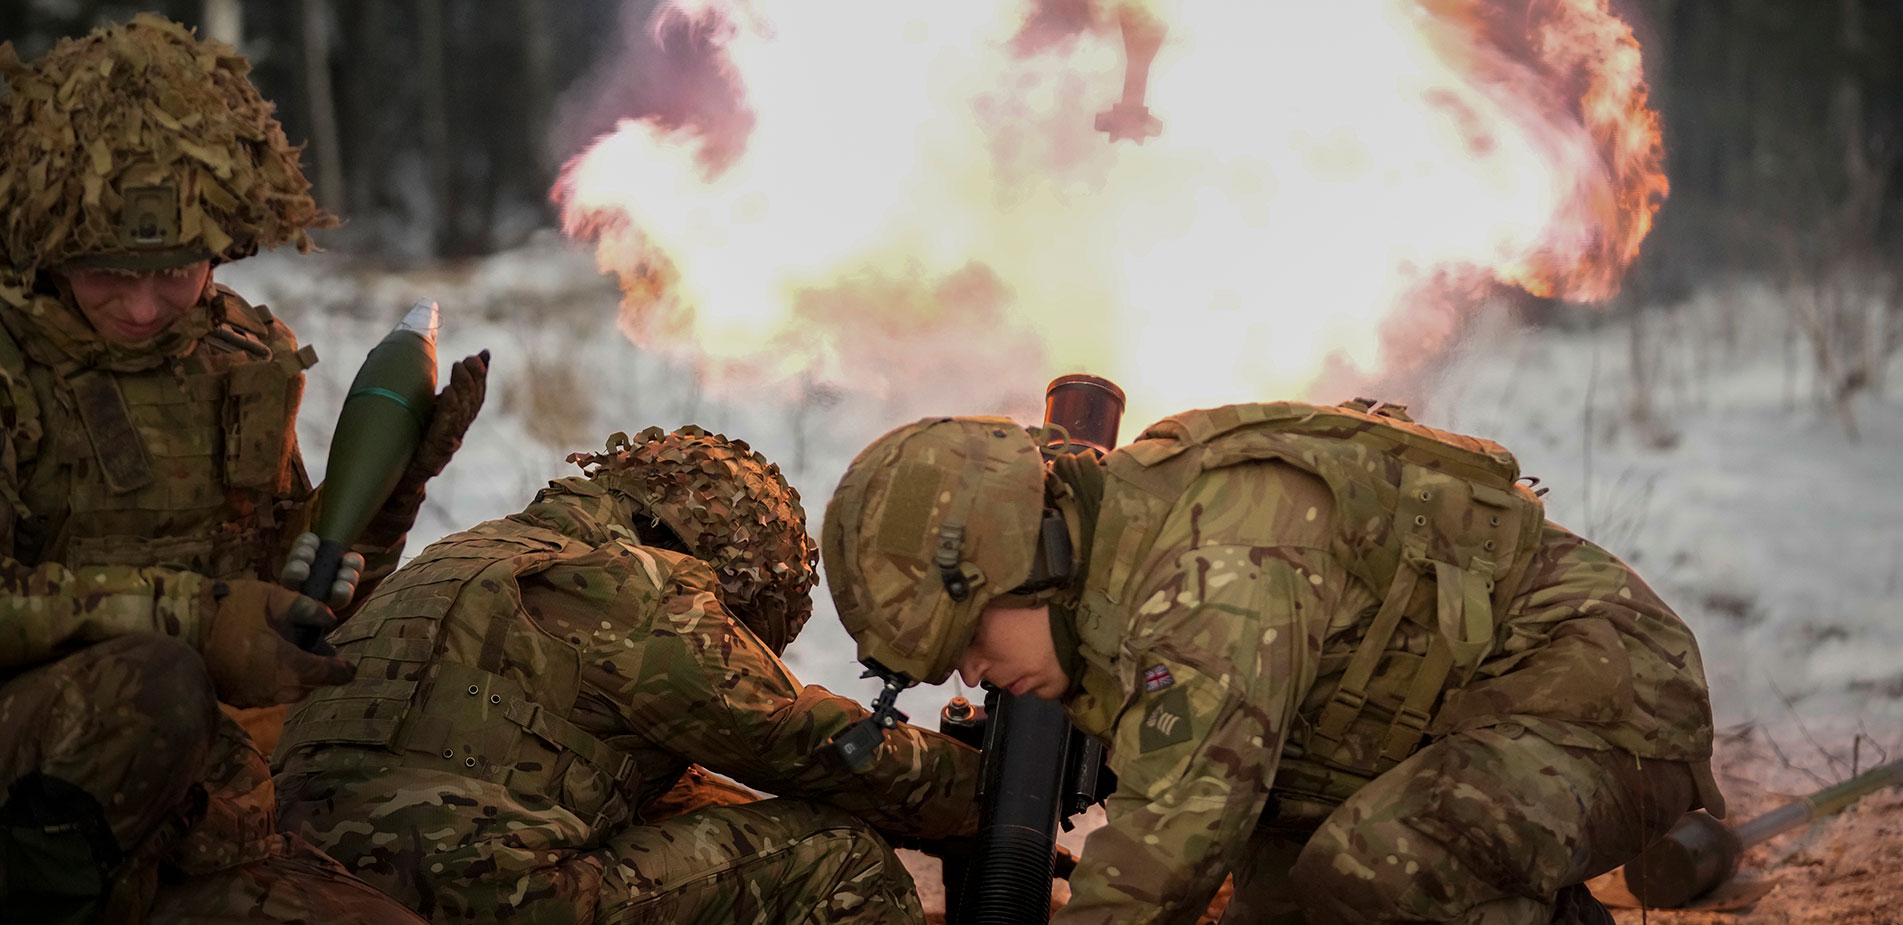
1010, 509, 1075, 596
828, 660, 915, 772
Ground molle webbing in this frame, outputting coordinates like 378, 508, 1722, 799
1100, 401, 1545, 791
67, 368, 153, 494
0, 290, 314, 574
276, 527, 642, 829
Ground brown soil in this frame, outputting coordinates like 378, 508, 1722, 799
911, 733, 1903, 924
1604, 734, 1903, 925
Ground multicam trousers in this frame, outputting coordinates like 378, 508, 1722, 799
1224, 727, 1697, 924
278, 765, 925, 925
0, 634, 424, 923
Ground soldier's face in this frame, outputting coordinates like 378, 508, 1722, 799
60, 260, 212, 344
956, 600, 1071, 700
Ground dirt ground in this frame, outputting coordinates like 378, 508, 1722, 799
1600, 731, 1903, 925
910, 730, 1903, 923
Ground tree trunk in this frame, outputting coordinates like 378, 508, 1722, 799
414, 0, 453, 257
342, 0, 389, 223
520, 0, 557, 176
300, 0, 346, 218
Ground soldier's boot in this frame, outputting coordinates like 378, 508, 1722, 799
1549, 884, 1614, 925
0, 636, 220, 922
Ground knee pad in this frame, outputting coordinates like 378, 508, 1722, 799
0, 772, 127, 924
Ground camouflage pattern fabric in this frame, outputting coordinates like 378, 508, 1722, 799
281, 776, 923, 925
823, 416, 1049, 685
1220, 729, 1695, 924
573, 425, 819, 654
0, 270, 410, 925
1041, 404, 1718, 923
149, 834, 434, 924
0, 635, 216, 861
0, 631, 426, 923
0, 14, 332, 274
277, 476, 980, 923
0, 13, 418, 921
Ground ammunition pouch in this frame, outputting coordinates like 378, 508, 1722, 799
0, 288, 314, 575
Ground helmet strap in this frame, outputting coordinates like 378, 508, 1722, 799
1011, 509, 1075, 595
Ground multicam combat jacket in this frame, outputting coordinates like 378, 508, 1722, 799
1050, 401, 1720, 924
0, 280, 382, 871
274, 477, 979, 902
0, 283, 318, 662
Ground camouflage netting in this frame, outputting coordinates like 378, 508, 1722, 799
0, 13, 334, 273
571, 426, 820, 654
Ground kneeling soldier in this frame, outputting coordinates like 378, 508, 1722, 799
276, 426, 980, 924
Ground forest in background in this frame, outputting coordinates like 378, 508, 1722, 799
3, 0, 1896, 277
7, 0, 1903, 429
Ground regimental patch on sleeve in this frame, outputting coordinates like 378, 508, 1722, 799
1138, 684, 1194, 753
1142, 663, 1174, 692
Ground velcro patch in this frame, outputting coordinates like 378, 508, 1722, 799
1138, 684, 1194, 753
874, 460, 944, 557
1142, 663, 1174, 692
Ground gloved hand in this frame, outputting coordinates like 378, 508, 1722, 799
199, 579, 354, 708
278, 531, 366, 609
362, 350, 490, 549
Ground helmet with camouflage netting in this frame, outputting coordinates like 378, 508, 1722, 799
821, 417, 1048, 685
571, 426, 818, 654
0, 14, 333, 277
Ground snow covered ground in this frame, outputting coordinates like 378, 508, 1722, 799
223, 236, 1903, 781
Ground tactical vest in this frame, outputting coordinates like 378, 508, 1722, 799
275, 523, 643, 832
1074, 400, 1547, 815
0, 287, 314, 580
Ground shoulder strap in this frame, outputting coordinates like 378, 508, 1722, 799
206, 287, 317, 370
1106, 401, 1547, 772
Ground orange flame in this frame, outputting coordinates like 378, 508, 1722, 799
556, 0, 1665, 423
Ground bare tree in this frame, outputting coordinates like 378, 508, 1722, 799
520, 0, 557, 172
1773, 0, 1900, 440
300, 0, 345, 215
414, 0, 453, 257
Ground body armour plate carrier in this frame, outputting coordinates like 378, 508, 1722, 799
0, 287, 314, 579
275, 524, 643, 832
1076, 400, 1548, 816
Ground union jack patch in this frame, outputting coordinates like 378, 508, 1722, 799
1142, 664, 1174, 692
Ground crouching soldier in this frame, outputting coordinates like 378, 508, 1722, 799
276, 426, 981, 924
820, 400, 1725, 924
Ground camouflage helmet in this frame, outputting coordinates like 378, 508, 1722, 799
0, 14, 334, 274
821, 417, 1047, 685
570, 426, 818, 654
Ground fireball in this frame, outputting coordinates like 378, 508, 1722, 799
556, 0, 1665, 424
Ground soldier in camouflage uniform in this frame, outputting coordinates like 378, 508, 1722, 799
0, 16, 484, 923
275, 426, 982, 924
822, 400, 1726, 924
